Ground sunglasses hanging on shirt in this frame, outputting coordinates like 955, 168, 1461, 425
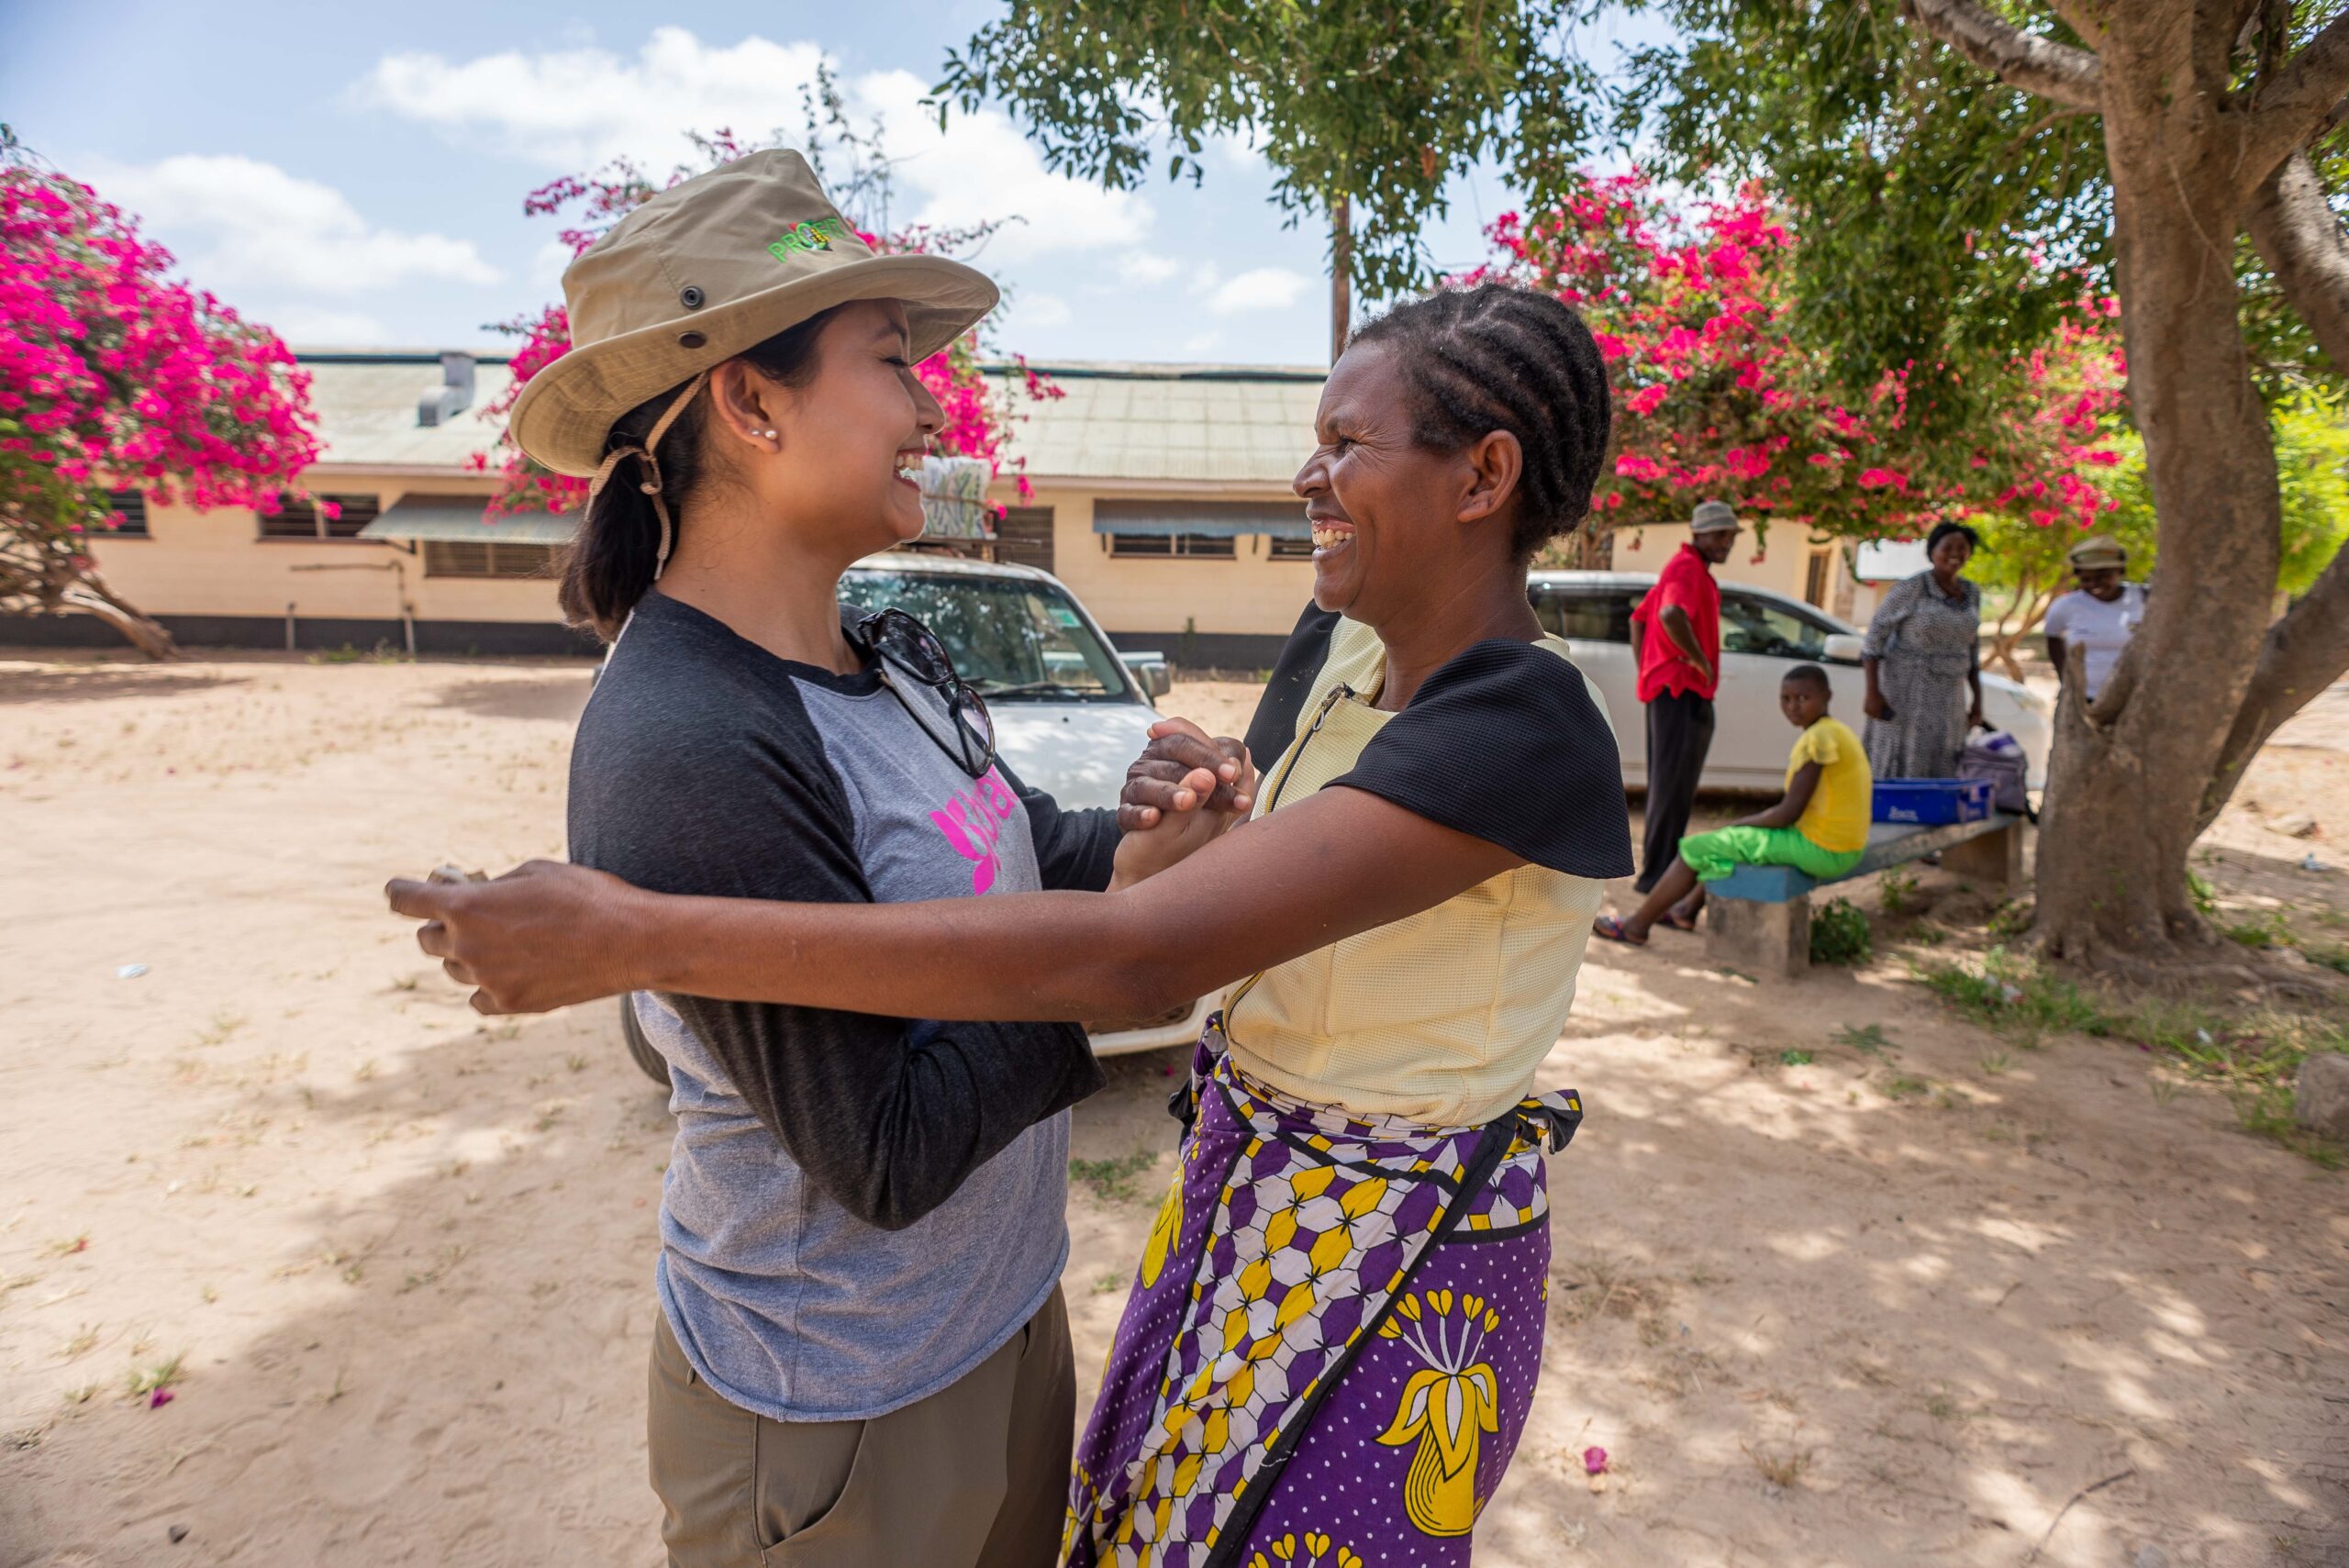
857, 607, 997, 781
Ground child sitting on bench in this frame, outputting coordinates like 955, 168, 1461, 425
1596, 663, 1871, 944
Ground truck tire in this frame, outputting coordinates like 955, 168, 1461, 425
618, 995, 672, 1089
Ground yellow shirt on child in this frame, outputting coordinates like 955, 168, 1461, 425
1788, 717, 1872, 852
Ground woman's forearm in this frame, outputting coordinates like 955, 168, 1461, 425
636, 884, 1214, 1023
623, 784, 1521, 1024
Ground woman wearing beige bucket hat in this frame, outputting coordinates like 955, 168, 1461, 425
480, 150, 1250, 1568
396, 280, 1639, 1565
2042, 534, 2145, 704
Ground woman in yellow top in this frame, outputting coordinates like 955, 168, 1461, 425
1594, 662, 1871, 943
390, 282, 1634, 1567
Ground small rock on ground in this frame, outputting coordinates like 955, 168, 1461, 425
2294, 1051, 2349, 1138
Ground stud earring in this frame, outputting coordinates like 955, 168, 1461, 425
761, 429, 775, 439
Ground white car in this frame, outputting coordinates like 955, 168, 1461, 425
619, 552, 1213, 1083
1527, 571, 2050, 791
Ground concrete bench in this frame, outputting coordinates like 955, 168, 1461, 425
1704, 813, 2025, 978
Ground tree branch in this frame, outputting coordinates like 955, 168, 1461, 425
1899, 0, 2106, 110
2246, 150, 2349, 372
2197, 543, 2349, 834
2245, 12, 2349, 178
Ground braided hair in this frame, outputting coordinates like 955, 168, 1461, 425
1347, 282, 1613, 559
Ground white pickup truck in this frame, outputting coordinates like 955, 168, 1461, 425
618, 552, 1216, 1085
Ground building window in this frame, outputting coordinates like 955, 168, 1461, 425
1804, 548, 1832, 607
996, 506, 1055, 574
422, 539, 560, 579
1266, 534, 1316, 561
1108, 532, 1236, 560
258, 495, 381, 540
106, 490, 149, 537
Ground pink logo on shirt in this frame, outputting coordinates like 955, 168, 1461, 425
929, 767, 1021, 895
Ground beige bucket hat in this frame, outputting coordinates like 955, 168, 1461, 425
2066, 535, 2126, 570
508, 148, 999, 479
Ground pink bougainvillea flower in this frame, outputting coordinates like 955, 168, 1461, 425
1583, 1446, 1609, 1475
149, 1388, 174, 1409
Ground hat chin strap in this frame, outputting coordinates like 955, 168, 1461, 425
586, 370, 709, 581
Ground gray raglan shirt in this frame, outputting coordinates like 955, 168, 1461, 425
568, 590, 1114, 1422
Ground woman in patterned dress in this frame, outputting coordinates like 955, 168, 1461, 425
1861, 521, 1986, 778
392, 283, 1634, 1568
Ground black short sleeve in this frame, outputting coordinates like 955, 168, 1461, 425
1330, 639, 1635, 878
1243, 601, 1343, 768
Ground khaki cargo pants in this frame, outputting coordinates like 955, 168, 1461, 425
647, 1288, 1074, 1568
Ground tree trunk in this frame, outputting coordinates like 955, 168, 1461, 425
1330, 197, 1352, 366
59, 582, 178, 661
2032, 42, 2284, 962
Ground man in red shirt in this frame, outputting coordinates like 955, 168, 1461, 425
1629, 500, 1740, 894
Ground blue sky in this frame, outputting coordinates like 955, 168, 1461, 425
4, 1, 1664, 365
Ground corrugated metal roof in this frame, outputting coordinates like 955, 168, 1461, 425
293, 350, 1324, 486
300, 352, 515, 470
357, 495, 576, 543
993, 363, 1323, 486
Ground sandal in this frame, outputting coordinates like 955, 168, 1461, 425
1592, 915, 1647, 947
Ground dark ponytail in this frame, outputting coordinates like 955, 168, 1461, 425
559, 306, 845, 639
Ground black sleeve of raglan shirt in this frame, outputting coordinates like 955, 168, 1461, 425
995, 754, 1119, 893
568, 641, 1104, 1233
1330, 639, 1638, 878
1244, 600, 1344, 770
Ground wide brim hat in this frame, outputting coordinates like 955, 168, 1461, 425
510, 149, 999, 478
2066, 536, 2126, 569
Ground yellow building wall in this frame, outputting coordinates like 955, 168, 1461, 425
1617, 521, 1857, 620
85, 480, 560, 626
1027, 488, 1319, 637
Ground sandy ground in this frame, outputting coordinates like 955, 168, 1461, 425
0, 651, 2343, 1568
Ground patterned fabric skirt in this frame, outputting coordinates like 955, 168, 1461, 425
1063, 1022, 1578, 1568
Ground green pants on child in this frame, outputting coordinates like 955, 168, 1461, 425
1678, 824, 1865, 884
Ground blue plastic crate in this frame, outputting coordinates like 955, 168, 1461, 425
1873, 778, 1993, 826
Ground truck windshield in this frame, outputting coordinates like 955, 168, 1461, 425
838, 572, 1133, 701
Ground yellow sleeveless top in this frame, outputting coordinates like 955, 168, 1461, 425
1222, 617, 1618, 1127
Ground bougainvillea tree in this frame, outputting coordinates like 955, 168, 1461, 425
477, 117, 1057, 524
1462, 172, 2128, 576
0, 129, 319, 657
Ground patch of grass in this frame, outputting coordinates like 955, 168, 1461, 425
1777, 1048, 1815, 1067
1987, 898, 2033, 939
1069, 1151, 1158, 1204
2188, 869, 2218, 917
39, 1233, 88, 1259
2103, 1003, 2347, 1166
2221, 908, 2296, 950
1883, 1075, 1933, 1100
1915, 946, 2107, 1048
126, 1353, 184, 1400
1809, 898, 1873, 966
1092, 1272, 1126, 1295
1878, 869, 1920, 917
1833, 1023, 1894, 1057
1977, 1051, 2012, 1077
1742, 1440, 1813, 1489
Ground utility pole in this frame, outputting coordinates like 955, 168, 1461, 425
1330, 197, 1351, 366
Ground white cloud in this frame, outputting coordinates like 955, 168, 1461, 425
1018, 293, 1074, 328
528, 238, 576, 290
821, 70, 1149, 261
1113, 250, 1181, 286
1183, 330, 1225, 356
86, 154, 499, 297
355, 28, 829, 171
1208, 267, 1314, 316
354, 33, 1150, 262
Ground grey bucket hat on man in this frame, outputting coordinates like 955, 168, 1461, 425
1689, 499, 1740, 534
508, 149, 999, 479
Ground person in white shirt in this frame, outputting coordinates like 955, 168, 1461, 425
2043, 536, 2147, 702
